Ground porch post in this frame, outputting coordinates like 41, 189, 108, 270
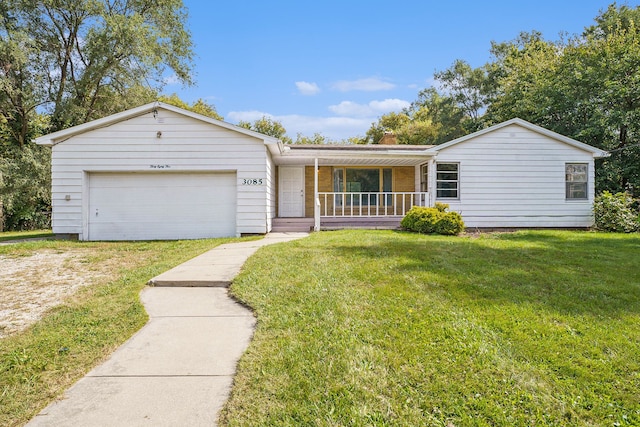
314, 158, 320, 231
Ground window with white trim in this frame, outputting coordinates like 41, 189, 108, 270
566, 163, 588, 200
436, 163, 459, 199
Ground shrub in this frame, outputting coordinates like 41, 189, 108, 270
0, 144, 51, 231
434, 211, 465, 235
593, 191, 639, 233
401, 205, 465, 235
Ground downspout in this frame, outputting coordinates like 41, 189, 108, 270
314, 158, 320, 231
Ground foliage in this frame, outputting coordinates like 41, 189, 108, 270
159, 94, 223, 120
400, 204, 465, 235
593, 191, 639, 232
0, 143, 51, 230
294, 132, 330, 144
0, 0, 194, 145
224, 230, 640, 426
481, 5, 640, 196
365, 88, 469, 145
434, 59, 489, 130
238, 116, 292, 143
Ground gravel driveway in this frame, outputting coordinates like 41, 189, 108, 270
0, 249, 113, 338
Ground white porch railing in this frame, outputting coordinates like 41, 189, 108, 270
318, 192, 429, 217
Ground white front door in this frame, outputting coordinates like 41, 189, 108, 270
279, 167, 305, 217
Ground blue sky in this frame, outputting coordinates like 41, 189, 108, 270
166, 1, 640, 141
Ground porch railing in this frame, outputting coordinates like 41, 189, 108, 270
318, 192, 429, 217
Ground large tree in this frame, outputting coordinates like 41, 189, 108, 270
0, 0, 194, 146
484, 5, 640, 194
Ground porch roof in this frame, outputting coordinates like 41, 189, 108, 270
272, 144, 435, 166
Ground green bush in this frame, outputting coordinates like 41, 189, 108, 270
401, 205, 465, 235
0, 144, 51, 231
593, 191, 639, 233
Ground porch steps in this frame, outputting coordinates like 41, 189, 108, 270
271, 217, 315, 232
320, 216, 404, 230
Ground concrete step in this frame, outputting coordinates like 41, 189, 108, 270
272, 218, 314, 232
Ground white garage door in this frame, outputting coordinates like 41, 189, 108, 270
88, 172, 236, 241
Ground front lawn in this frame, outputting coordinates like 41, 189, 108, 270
223, 230, 640, 426
0, 236, 254, 427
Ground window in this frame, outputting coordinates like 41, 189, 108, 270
436, 163, 459, 199
333, 167, 393, 205
566, 163, 588, 200
420, 164, 428, 192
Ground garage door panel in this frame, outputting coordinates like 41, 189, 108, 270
88, 173, 236, 241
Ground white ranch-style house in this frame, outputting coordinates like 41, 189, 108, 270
36, 102, 609, 241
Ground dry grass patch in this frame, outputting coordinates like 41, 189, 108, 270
0, 241, 165, 339
0, 249, 111, 338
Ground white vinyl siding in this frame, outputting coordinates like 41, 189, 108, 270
434, 124, 596, 228
49, 108, 272, 240
266, 154, 276, 231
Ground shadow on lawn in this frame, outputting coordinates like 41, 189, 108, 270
327, 231, 640, 317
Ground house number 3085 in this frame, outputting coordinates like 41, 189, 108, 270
242, 178, 264, 185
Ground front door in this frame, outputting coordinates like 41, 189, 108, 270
279, 166, 305, 217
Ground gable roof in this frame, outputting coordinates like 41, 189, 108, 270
34, 102, 282, 147
425, 118, 609, 158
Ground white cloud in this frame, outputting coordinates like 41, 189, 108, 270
228, 97, 410, 140
328, 101, 373, 117
295, 81, 321, 95
228, 110, 371, 140
331, 77, 395, 92
370, 98, 411, 112
329, 98, 410, 117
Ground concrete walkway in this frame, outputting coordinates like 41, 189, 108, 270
27, 232, 308, 427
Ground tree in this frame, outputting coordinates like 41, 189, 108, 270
434, 59, 489, 131
159, 94, 223, 120
363, 88, 467, 145
483, 6, 640, 195
294, 132, 332, 145
0, 0, 195, 145
238, 116, 292, 143
483, 31, 562, 129
0, 113, 51, 230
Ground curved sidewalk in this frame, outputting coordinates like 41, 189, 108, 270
27, 232, 308, 427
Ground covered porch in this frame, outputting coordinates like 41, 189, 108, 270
272, 144, 436, 231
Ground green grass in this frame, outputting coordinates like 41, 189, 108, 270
223, 230, 640, 426
0, 230, 54, 242
0, 236, 257, 427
